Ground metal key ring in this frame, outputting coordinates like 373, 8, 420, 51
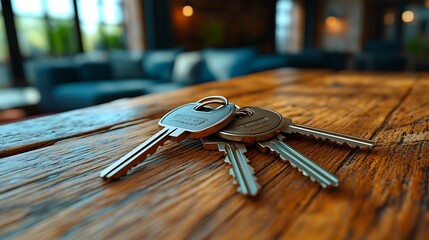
235, 107, 254, 117
194, 96, 229, 111
194, 99, 228, 111
196, 96, 228, 105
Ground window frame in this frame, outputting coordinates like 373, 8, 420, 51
1, 0, 127, 87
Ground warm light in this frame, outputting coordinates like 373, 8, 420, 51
402, 10, 414, 23
384, 12, 395, 25
325, 16, 338, 26
325, 16, 345, 33
182, 5, 193, 17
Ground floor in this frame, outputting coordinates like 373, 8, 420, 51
0, 87, 41, 124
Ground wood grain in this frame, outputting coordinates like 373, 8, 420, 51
0, 69, 427, 239
0, 69, 327, 158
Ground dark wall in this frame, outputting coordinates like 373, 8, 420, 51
170, 0, 277, 51
144, 0, 174, 49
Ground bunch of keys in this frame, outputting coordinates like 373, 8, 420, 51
202, 106, 375, 196
100, 96, 375, 197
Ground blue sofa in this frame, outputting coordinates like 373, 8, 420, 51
36, 48, 180, 112
36, 47, 262, 112
35, 47, 343, 112
354, 40, 405, 71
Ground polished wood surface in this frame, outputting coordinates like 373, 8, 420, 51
0, 69, 427, 239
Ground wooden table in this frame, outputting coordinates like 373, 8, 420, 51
1, 69, 428, 239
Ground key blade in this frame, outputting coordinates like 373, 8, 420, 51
100, 127, 177, 180
274, 139, 339, 187
202, 137, 260, 196
284, 123, 375, 149
258, 137, 339, 188
223, 143, 261, 196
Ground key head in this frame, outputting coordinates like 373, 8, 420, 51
159, 101, 236, 138
217, 106, 285, 143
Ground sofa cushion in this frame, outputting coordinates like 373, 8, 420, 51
109, 50, 144, 79
199, 47, 258, 82
142, 48, 184, 81
355, 53, 405, 71
171, 51, 203, 84
294, 49, 329, 68
249, 54, 289, 73
79, 62, 114, 81
36, 65, 80, 112
25, 57, 76, 85
364, 40, 401, 53
143, 82, 190, 94
52, 79, 158, 111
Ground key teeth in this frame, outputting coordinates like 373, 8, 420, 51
287, 132, 366, 148
261, 143, 282, 158
229, 170, 258, 186
229, 168, 235, 177
228, 166, 259, 196
280, 155, 333, 188
103, 142, 164, 179
258, 144, 270, 153
261, 140, 338, 188
296, 166, 330, 187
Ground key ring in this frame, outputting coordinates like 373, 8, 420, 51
196, 96, 228, 105
235, 107, 254, 118
194, 96, 229, 111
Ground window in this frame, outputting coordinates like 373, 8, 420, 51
78, 0, 125, 51
12, 0, 48, 56
12, 0, 78, 56
0, 1, 12, 87
275, 0, 302, 53
0, 0, 131, 88
46, 0, 78, 55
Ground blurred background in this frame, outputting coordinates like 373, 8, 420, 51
0, 0, 428, 124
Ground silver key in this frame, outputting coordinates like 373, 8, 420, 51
202, 137, 260, 196
258, 134, 338, 188
282, 118, 375, 148
100, 96, 236, 180
217, 106, 339, 188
